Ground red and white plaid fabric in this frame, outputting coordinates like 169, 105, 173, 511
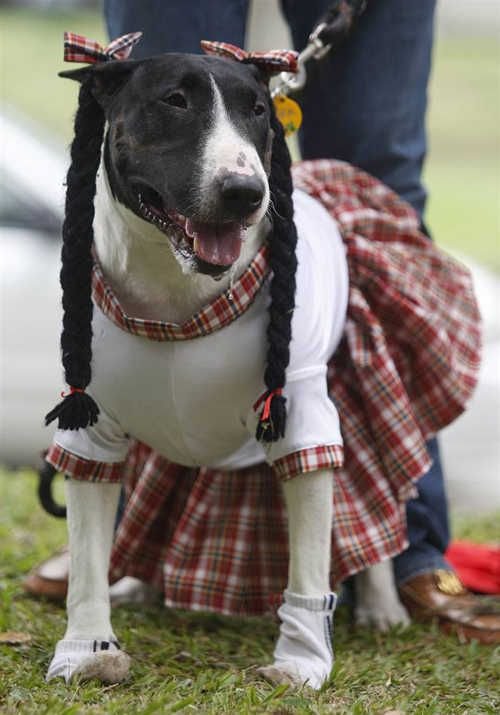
63, 33, 296, 75
63, 31, 142, 65
201, 40, 298, 75
47, 443, 123, 483
273, 445, 344, 482
103, 160, 480, 615
91, 244, 269, 341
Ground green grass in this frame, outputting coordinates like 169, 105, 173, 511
1, 8, 499, 272
1, 469, 499, 714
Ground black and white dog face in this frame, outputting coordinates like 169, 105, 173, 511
65, 54, 272, 275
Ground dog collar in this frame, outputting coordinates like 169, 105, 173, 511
92, 244, 270, 342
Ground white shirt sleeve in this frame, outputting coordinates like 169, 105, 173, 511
53, 395, 130, 464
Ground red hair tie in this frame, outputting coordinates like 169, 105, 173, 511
60, 386, 86, 398
254, 388, 283, 422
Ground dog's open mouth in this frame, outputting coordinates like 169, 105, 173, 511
137, 187, 245, 269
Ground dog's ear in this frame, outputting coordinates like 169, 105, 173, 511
59, 60, 140, 109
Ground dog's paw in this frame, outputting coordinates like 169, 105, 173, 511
354, 560, 411, 632
46, 639, 131, 683
260, 591, 336, 690
257, 662, 312, 688
355, 599, 411, 632
109, 576, 160, 606
257, 656, 331, 690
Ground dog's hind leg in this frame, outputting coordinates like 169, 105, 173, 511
354, 559, 410, 631
258, 469, 336, 690
46, 480, 131, 683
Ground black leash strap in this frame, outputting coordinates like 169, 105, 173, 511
38, 459, 67, 518
315, 0, 367, 46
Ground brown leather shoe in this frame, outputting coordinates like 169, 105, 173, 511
22, 547, 68, 601
398, 570, 500, 644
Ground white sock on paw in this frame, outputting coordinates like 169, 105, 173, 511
270, 590, 337, 689
46, 639, 129, 683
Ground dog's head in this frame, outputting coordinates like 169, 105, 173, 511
62, 54, 273, 275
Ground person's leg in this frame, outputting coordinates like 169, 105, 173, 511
280, 0, 435, 217
281, 0, 453, 581
393, 439, 452, 585
104, 0, 249, 58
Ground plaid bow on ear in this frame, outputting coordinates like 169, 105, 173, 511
200, 40, 299, 75
63, 31, 143, 64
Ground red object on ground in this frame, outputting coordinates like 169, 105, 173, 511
445, 541, 500, 594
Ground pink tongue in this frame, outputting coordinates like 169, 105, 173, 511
187, 219, 243, 266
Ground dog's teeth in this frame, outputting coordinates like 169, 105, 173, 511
185, 218, 196, 238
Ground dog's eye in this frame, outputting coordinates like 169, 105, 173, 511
254, 102, 266, 116
161, 92, 188, 109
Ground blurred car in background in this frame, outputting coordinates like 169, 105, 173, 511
0, 111, 65, 466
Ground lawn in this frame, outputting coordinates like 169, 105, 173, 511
1, 469, 499, 714
1, 7, 499, 270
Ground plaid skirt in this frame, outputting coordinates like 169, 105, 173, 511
108, 160, 481, 616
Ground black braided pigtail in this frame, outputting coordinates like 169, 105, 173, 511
255, 100, 298, 443
45, 82, 104, 430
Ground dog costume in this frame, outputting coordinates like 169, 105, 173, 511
49, 186, 347, 476
47, 159, 480, 615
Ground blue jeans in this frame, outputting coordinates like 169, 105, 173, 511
105, 0, 451, 584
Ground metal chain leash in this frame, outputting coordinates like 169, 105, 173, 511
271, 23, 332, 98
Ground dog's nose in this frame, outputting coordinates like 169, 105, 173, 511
220, 175, 264, 216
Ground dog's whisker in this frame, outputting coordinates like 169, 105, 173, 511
266, 194, 285, 222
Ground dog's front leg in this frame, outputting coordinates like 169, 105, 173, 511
46, 480, 131, 683
258, 469, 336, 690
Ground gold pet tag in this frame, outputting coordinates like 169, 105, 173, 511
273, 95, 303, 137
